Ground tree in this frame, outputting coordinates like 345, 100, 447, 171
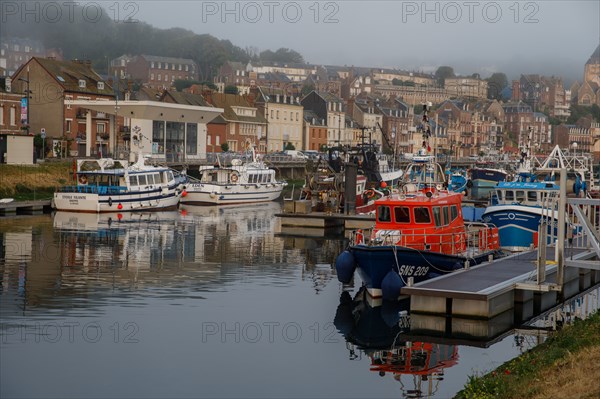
435, 66, 455, 87
224, 85, 239, 95
486, 72, 508, 100
260, 48, 304, 64
284, 142, 295, 150
220, 143, 229, 152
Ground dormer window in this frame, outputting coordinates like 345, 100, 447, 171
97, 82, 104, 90
78, 79, 86, 88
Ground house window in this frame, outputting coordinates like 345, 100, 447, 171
158, 62, 162, 69
172, 75, 175, 82
152, 120, 165, 154
97, 123, 105, 134
97, 82, 104, 90
66, 120, 72, 132
185, 65, 189, 72
276, 110, 279, 119
0, 106, 3, 125
151, 73, 154, 80
172, 64, 175, 70
186, 123, 197, 155
151, 62, 155, 68
78, 79, 86, 88
158, 74, 161, 81
10, 107, 16, 125
178, 64, 182, 71
270, 110, 274, 119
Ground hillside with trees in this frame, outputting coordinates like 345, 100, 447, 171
1, 3, 305, 79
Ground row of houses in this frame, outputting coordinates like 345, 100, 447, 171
1, 56, 599, 164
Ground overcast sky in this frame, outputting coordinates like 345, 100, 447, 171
125, 1, 598, 81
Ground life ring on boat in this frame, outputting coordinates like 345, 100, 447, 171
78, 175, 88, 185
365, 189, 375, 199
230, 173, 239, 183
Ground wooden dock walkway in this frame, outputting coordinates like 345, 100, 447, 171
0, 200, 52, 216
401, 246, 599, 319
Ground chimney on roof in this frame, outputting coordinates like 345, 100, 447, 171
202, 89, 213, 105
245, 92, 255, 106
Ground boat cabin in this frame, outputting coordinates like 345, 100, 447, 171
198, 165, 276, 185
490, 181, 559, 207
372, 192, 470, 254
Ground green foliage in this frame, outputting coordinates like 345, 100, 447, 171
259, 48, 304, 64
435, 66, 455, 86
220, 143, 229, 152
458, 312, 600, 399
392, 79, 415, 87
567, 103, 600, 124
0, 3, 302, 80
284, 143, 295, 150
486, 72, 508, 100
224, 85, 239, 95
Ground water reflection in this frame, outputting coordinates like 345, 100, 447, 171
334, 288, 459, 398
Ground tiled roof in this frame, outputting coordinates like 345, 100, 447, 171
30, 57, 114, 95
303, 110, 325, 125
586, 44, 600, 65
209, 93, 267, 124
317, 91, 342, 104
164, 91, 210, 106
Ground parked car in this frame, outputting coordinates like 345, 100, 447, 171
284, 150, 308, 160
303, 150, 319, 160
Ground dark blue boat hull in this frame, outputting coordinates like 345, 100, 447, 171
350, 245, 498, 297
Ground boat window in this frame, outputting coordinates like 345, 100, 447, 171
414, 207, 431, 224
516, 190, 526, 202
432, 206, 442, 227
505, 191, 515, 201
450, 205, 458, 221
154, 173, 162, 184
394, 207, 411, 223
147, 174, 155, 185
377, 205, 392, 223
527, 191, 538, 202
167, 171, 174, 182
211, 173, 218, 182
138, 175, 147, 186
129, 175, 138, 186
443, 206, 450, 226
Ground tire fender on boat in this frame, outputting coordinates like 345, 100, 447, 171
108, 197, 113, 207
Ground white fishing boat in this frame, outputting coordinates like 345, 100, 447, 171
53, 154, 184, 213
181, 149, 286, 205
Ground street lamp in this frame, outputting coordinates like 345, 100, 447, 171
572, 142, 578, 158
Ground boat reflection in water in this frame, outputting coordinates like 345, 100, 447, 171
334, 289, 459, 398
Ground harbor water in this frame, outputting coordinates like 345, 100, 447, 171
1, 203, 599, 398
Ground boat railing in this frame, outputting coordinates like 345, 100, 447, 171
353, 222, 499, 256
58, 185, 128, 195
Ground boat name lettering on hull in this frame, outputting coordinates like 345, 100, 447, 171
62, 195, 86, 200
399, 265, 429, 276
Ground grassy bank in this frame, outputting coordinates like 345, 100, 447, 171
0, 162, 73, 200
457, 310, 600, 399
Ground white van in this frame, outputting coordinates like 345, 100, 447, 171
284, 150, 308, 160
